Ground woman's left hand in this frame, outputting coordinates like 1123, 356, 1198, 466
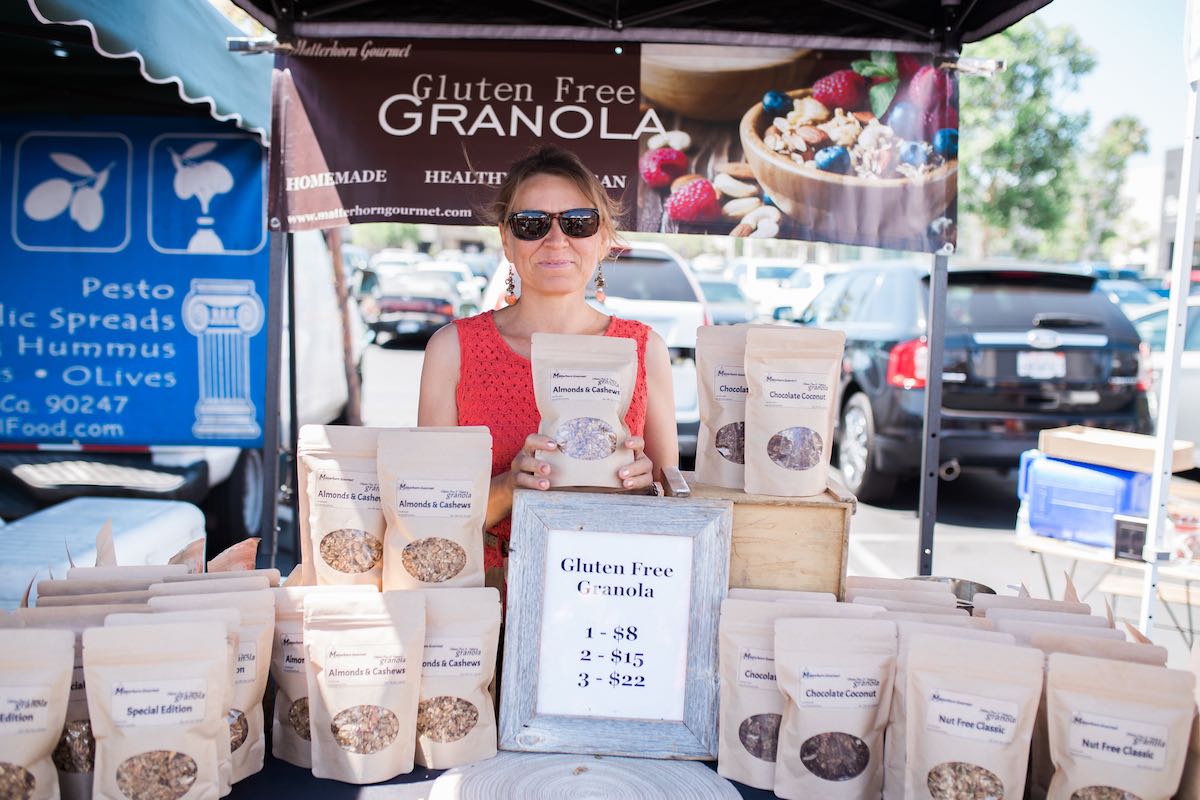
618, 436, 654, 491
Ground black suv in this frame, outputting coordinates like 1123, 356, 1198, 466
795, 263, 1154, 502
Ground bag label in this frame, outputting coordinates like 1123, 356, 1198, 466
423, 637, 486, 677
761, 371, 833, 409
393, 478, 476, 519
925, 688, 1019, 744
1068, 710, 1168, 770
549, 370, 622, 402
325, 644, 408, 686
736, 647, 777, 691
0, 685, 52, 734
235, 640, 258, 685
112, 678, 207, 727
714, 364, 748, 403
798, 667, 884, 708
280, 632, 305, 675
70, 654, 86, 703
313, 469, 381, 511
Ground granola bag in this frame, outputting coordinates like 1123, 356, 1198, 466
905, 633, 1044, 800
304, 591, 426, 784
1046, 653, 1193, 800
696, 324, 753, 489
66, 565, 190, 581
717, 599, 881, 790
302, 442, 386, 588
878, 611, 995, 629
531, 332, 636, 489
1174, 643, 1200, 800
14, 605, 153, 800
846, 576, 954, 594
773, 618, 896, 799
0, 629, 73, 800
148, 576, 271, 596
850, 597, 967, 616
984, 607, 1111, 628
973, 594, 1091, 616
990, 619, 1126, 646
378, 428, 492, 591
415, 588, 501, 768
268, 585, 378, 768
147, 590, 275, 783
744, 327, 846, 497
37, 577, 165, 599
37, 591, 152, 607
882, 622, 1017, 800
1028, 635, 1169, 800
844, 588, 959, 607
728, 587, 836, 602
162, 569, 281, 587
83, 622, 228, 800
105, 610, 241, 797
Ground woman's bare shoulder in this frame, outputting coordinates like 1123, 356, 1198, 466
423, 322, 461, 374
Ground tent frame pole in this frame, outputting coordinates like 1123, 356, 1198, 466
1139, 79, 1200, 633
918, 252, 949, 576
260, 229, 286, 566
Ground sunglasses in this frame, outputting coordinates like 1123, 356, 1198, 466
507, 208, 601, 241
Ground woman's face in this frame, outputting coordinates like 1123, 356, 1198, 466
500, 173, 609, 299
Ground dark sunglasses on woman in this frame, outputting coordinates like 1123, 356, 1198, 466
507, 208, 600, 241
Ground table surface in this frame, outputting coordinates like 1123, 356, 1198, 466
1016, 533, 1200, 581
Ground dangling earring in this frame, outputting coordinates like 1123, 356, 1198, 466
595, 260, 607, 303
504, 266, 517, 305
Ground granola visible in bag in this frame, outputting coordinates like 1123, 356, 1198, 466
378, 428, 491, 591
531, 332, 636, 488
696, 325, 760, 488
0, 629, 73, 800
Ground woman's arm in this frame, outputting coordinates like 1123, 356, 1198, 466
416, 323, 460, 427
641, 329, 679, 483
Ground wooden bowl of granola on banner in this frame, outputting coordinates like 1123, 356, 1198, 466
641, 45, 814, 121
739, 89, 957, 247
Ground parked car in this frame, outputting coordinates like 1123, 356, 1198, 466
1132, 296, 1200, 447
362, 271, 461, 342
416, 261, 486, 312
482, 242, 706, 457
698, 279, 758, 325
795, 263, 1153, 502
725, 258, 825, 318
1098, 279, 1161, 320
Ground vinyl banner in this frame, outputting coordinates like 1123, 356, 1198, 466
0, 116, 269, 447
272, 40, 957, 252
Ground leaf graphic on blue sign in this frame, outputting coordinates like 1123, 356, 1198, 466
49, 152, 95, 177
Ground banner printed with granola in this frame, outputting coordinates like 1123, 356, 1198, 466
271, 40, 957, 252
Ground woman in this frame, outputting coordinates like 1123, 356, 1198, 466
417, 146, 678, 572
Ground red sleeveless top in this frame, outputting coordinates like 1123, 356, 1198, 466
455, 310, 650, 569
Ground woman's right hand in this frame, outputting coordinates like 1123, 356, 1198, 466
509, 433, 558, 491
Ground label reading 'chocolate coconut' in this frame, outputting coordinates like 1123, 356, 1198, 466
325, 645, 408, 687
761, 372, 832, 410
798, 667, 884, 708
737, 648, 777, 691
549, 370, 622, 402
714, 364, 748, 403
422, 637, 485, 677
313, 470, 382, 511
925, 688, 1019, 744
0, 685, 52, 734
393, 478, 475, 519
112, 678, 207, 728
1068, 710, 1168, 770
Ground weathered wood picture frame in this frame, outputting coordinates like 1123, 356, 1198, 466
499, 489, 732, 760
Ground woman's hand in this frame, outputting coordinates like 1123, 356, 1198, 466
619, 436, 655, 491
510, 433, 558, 491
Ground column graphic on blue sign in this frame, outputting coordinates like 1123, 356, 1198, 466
183, 279, 265, 438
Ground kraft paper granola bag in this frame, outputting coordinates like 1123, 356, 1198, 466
414, 588, 501, 768
0, 629, 74, 800
773, 618, 896, 799
882, 623, 1017, 800
973, 594, 1092, 616
83, 622, 228, 800
162, 569, 281, 587
147, 590, 275, 783
148, 576, 271, 597
905, 634, 1044, 800
844, 587, 959, 607
378, 428, 492, 591
268, 585, 378, 768
37, 591, 152, 607
878, 611, 996, 629
850, 597, 967, 616
531, 332, 636, 489
696, 324, 755, 489
304, 591, 426, 784
37, 577, 164, 599
1174, 643, 1200, 800
983, 607, 1111, 628
991, 619, 1126, 646
728, 587, 836, 602
66, 565, 190, 582
846, 576, 954, 594
744, 327, 846, 497
1046, 653, 1193, 800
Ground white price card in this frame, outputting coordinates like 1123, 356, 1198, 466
535, 529, 693, 722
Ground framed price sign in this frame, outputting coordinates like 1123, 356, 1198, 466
499, 490, 732, 759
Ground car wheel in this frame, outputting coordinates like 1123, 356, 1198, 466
203, 449, 265, 555
838, 393, 897, 503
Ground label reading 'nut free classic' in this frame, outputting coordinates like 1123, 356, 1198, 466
325, 645, 408, 687
313, 470, 381, 511
762, 372, 832, 410
798, 667, 884, 708
0, 685, 52, 734
112, 678, 207, 728
925, 689, 1019, 744
1068, 710, 1168, 770
394, 478, 475, 519
714, 365, 748, 403
737, 648, 777, 691
550, 370, 622, 402
422, 637, 485, 677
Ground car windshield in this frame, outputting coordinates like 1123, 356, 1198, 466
700, 282, 746, 303
380, 272, 455, 295
756, 266, 799, 281
940, 272, 1115, 329
417, 270, 463, 285
602, 256, 699, 302
1100, 280, 1156, 306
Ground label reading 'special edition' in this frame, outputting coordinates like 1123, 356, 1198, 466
798, 667, 885, 708
325, 644, 408, 687
925, 688, 1019, 744
1068, 710, 1168, 770
393, 478, 475, 519
549, 370, 622, 402
736, 647, 776, 691
761, 372, 832, 410
0, 685, 52, 735
422, 637, 486, 677
714, 365, 748, 403
112, 678, 207, 728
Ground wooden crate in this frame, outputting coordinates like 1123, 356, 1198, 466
680, 471, 854, 596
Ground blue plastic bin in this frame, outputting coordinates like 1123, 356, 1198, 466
1017, 450, 1152, 548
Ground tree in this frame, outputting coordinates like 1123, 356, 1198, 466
959, 19, 1096, 257
1067, 115, 1149, 261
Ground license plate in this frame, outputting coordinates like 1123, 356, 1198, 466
1016, 350, 1066, 380
396, 321, 420, 334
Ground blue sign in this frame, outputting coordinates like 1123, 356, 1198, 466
0, 117, 269, 447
